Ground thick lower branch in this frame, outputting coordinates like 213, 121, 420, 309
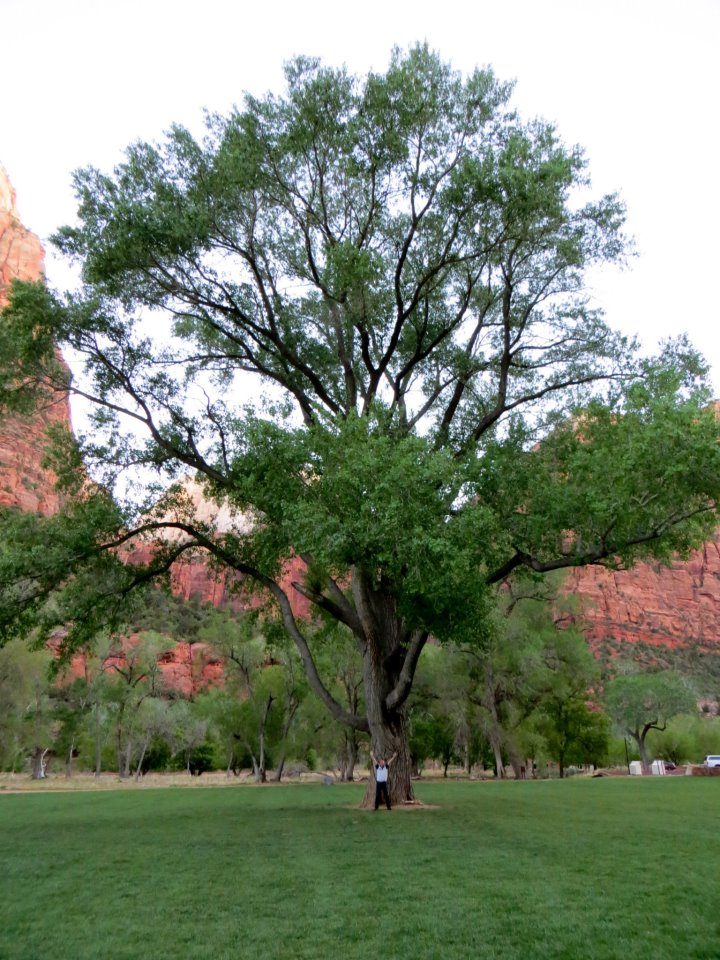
486, 509, 716, 585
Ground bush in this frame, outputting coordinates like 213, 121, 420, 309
188, 743, 215, 776
140, 739, 173, 773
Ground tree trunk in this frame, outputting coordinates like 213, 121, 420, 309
638, 732, 652, 774
120, 745, 132, 780
94, 701, 103, 777
286, 571, 423, 806
31, 747, 49, 780
339, 733, 358, 781
116, 702, 131, 778
352, 581, 418, 808
273, 696, 299, 782
117, 724, 132, 779
509, 746, 526, 780
361, 707, 415, 808
65, 739, 76, 778
134, 737, 150, 781
491, 738, 506, 779
254, 694, 273, 783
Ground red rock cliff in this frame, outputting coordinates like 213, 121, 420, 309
0, 165, 72, 515
564, 537, 720, 653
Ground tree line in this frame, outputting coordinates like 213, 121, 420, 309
1, 584, 714, 781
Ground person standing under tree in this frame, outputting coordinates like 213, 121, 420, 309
371, 750, 397, 810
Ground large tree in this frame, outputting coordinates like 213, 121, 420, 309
1, 46, 719, 805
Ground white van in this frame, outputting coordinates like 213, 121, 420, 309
703, 755, 720, 767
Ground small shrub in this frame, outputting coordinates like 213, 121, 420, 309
188, 743, 215, 776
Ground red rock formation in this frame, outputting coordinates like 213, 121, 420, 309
0, 165, 72, 515
0, 168, 44, 293
170, 551, 311, 619
55, 634, 225, 699
128, 538, 312, 620
156, 641, 225, 697
564, 536, 720, 652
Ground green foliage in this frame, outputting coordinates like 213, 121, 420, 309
409, 709, 459, 773
187, 741, 215, 775
605, 670, 697, 769
647, 713, 720, 765
0, 281, 70, 416
138, 737, 173, 773
131, 590, 216, 641
605, 671, 697, 737
537, 700, 609, 774
0, 641, 53, 771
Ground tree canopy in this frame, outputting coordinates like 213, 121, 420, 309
1, 45, 719, 803
605, 671, 697, 771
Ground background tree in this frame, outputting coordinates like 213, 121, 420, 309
300, 621, 366, 781
2, 46, 720, 805
77, 634, 116, 777
648, 713, 720, 766
103, 631, 170, 778
455, 584, 595, 777
193, 688, 248, 776
0, 641, 52, 774
604, 671, 697, 772
537, 699, 608, 778
206, 615, 286, 782
530, 604, 606, 777
132, 697, 173, 780
50, 675, 93, 777
409, 709, 459, 776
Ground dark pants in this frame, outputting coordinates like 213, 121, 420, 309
375, 780, 391, 810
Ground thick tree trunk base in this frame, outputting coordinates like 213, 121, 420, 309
358, 794, 426, 810
360, 753, 416, 809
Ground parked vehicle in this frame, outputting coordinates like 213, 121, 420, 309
703, 756, 720, 767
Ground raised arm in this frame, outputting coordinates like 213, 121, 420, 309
387, 752, 398, 766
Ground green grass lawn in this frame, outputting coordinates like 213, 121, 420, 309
1, 778, 718, 960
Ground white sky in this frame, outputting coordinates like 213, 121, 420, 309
2, 0, 719, 392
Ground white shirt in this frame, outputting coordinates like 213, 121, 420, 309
375, 764, 389, 783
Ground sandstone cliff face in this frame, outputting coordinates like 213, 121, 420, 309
127, 540, 312, 620
56, 635, 226, 699
0, 168, 44, 294
0, 171, 313, 692
564, 537, 720, 652
156, 641, 225, 697
0, 165, 72, 515
124, 476, 312, 619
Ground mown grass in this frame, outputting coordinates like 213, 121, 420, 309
1, 778, 718, 960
